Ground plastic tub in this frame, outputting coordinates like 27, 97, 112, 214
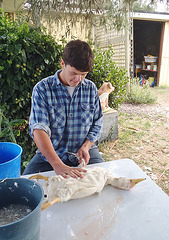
0, 178, 44, 240
144, 56, 158, 63
0, 142, 22, 179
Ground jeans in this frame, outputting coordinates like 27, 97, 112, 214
22, 147, 104, 175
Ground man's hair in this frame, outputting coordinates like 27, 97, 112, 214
62, 40, 94, 72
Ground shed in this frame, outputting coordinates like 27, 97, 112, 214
95, 11, 169, 87
133, 12, 169, 87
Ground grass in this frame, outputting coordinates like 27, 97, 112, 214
124, 84, 157, 104
99, 87, 169, 195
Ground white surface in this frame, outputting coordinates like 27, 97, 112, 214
27, 159, 169, 240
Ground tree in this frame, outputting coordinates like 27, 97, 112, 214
23, 0, 134, 31
20, 0, 169, 41
133, 0, 155, 12
133, 0, 169, 12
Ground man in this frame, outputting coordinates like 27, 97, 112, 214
23, 40, 103, 178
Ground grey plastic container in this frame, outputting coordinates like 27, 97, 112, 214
0, 178, 44, 240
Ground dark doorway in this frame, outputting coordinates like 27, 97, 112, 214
133, 20, 162, 83
134, 20, 162, 64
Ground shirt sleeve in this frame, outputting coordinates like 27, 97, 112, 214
86, 88, 103, 143
29, 82, 51, 139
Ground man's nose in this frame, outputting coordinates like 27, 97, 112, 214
75, 75, 82, 81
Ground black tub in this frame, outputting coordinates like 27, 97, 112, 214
0, 178, 44, 240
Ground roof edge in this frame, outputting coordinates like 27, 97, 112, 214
133, 12, 169, 22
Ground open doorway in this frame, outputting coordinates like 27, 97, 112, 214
133, 19, 163, 85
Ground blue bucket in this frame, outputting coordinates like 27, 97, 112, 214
0, 178, 44, 240
0, 142, 22, 179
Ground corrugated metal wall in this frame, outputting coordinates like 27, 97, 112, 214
159, 22, 169, 87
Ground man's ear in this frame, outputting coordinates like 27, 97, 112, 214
61, 59, 65, 69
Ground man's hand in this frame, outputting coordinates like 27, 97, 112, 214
33, 129, 86, 179
77, 139, 95, 166
77, 147, 90, 166
53, 161, 86, 179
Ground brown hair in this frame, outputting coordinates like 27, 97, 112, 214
62, 40, 94, 72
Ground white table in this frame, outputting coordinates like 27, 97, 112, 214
28, 159, 169, 240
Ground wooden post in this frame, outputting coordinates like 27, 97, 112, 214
125, 2, 131, 90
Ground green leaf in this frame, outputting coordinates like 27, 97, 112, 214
21, 49, 27, 62
15, 43, 22, 52
10, 119, 25, 125
0, 128, 10, 138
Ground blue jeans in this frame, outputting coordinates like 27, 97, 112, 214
22, 147, 103, 175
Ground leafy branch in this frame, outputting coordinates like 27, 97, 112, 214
23, 0, 133, 31
0, 109, 26, 143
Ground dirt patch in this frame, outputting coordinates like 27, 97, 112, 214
99, 88, 169, 195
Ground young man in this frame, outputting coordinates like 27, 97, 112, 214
23, 40, 103, 178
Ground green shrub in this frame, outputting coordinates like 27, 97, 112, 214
125, 84, 157, 104
0, 9, 63, 170
87, 47, 129, 109
0, 9, 63, 120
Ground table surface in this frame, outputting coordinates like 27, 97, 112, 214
27, 159, 169, 240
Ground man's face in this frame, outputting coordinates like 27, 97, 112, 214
59, 59, 88, 87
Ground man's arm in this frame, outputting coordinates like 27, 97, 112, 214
33, 129, 86, 178
77, 85, 103, 165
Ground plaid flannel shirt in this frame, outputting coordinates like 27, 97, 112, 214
29, 70, 103, 163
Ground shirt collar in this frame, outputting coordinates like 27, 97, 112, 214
53, 70, 87, 87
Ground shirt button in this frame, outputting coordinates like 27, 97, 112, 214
69, 113, 73, 117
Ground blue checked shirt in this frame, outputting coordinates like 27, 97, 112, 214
29, 70, 103, 163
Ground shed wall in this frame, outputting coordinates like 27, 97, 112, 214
3, 0, 24, 12
42, 13, 94, 42
159, 22, 169, 87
